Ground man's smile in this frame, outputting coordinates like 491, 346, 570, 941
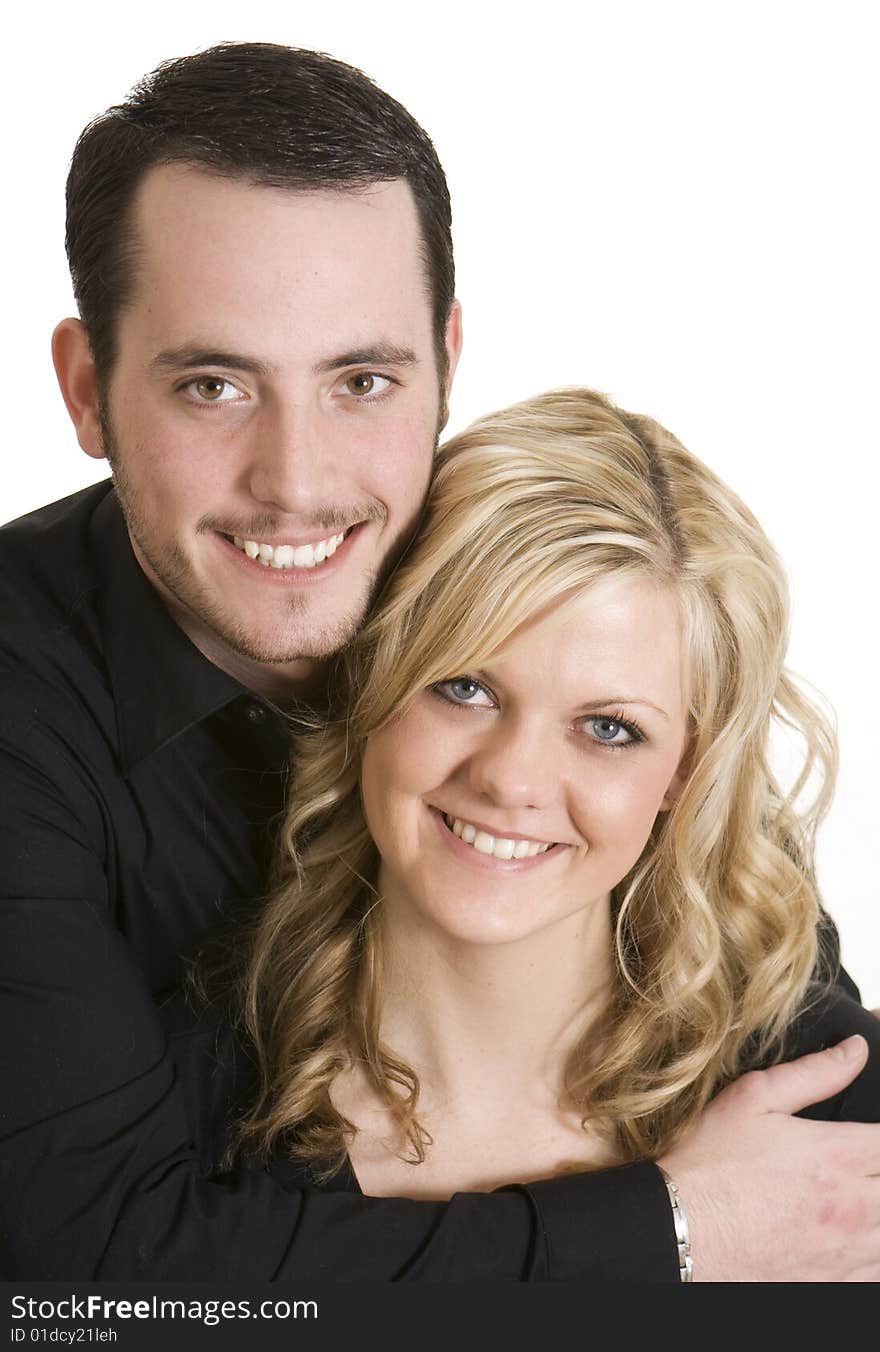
214, 523, 365, 580
230, 529, 347, 569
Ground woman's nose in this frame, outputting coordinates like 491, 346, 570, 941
465, 719, 557, 811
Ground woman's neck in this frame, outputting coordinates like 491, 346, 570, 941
375, 884, 614, 1115
331, 881, 617, 1197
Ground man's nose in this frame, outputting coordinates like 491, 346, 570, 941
465, 717, 557, 812
244, 400, 334, 513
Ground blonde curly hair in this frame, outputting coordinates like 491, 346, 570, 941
230, 387, 837, 1173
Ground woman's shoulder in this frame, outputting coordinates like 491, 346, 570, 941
777, 983, 880, 1123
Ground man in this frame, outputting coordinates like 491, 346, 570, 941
1, 41, 877, 1283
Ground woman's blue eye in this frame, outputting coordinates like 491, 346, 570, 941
431, 677, 494, 708
448, 678, 484, 702
587, 716, 642, 747
592, 717, 624, 740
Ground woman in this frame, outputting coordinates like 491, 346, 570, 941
185, 386, 878, 1203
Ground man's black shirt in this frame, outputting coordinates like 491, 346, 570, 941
0, 482, 684, 1280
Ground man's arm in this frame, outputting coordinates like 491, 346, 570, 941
659, 1027, 880, 1282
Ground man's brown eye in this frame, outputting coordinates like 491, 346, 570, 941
346, 373, 376, 396
195, 377, 229, 401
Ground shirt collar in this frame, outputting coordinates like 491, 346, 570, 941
90, 489, 246, 773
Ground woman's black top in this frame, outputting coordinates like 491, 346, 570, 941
165, 982, 880, 1206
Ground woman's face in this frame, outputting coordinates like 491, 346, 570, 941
360, 575, 692, 948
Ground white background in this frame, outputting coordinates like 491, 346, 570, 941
3, 1, 877, 1003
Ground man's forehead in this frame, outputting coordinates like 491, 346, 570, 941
119, 167, 434, 354
131, 164, 423, 252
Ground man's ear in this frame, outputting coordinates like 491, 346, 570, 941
444, 299, 463, 394
437, 300, 463, 434
52, 318, 106, 461
659, 735, 696, 812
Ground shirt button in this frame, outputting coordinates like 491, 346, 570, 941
245, 702, 267, 723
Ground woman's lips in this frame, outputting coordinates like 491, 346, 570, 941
429, 805, 567, 871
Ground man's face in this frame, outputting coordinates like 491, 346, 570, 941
91, 166, 460, 678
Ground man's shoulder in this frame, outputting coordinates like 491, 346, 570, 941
1, 479, 113, 537
0, 481, 117, 718
0, 480, 115, 624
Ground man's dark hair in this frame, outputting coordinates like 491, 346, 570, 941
65, 42, 455, 389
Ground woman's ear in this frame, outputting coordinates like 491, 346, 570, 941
52, 318, 106, 460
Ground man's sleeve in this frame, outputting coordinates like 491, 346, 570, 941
0, 699, 678, 1282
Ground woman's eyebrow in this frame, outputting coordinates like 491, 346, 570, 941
574, 696, 671, 721
470, 667, 671, 721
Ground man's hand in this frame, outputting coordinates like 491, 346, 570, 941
659, 1035, 879, 1281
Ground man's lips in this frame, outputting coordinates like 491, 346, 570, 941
213, 522, 366, 579
229, 529, 345, 569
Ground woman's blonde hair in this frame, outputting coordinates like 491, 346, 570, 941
230, 387, 837, 1172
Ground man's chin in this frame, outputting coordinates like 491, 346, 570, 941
197, 600, 370, 669
129, 528, 378, 674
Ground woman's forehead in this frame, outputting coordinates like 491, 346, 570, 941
473, 577, 688, 716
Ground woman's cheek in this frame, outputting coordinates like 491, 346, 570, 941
570, 756, 675, 855
360, 710, 434, 851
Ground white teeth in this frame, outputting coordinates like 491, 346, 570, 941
444, 815, 553, 860
233, 530, 347, 569
473, 831, 495, 856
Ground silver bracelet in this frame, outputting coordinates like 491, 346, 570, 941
658, 1167, 693, 1283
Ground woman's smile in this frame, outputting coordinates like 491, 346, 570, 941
429, 804, 567, 869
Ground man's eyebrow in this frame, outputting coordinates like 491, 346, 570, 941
312, 343, 418, 375
150, 347, 272, 377
149, 343, 419, 378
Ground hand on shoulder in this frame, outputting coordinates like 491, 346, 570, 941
660, 1031, 880, 1282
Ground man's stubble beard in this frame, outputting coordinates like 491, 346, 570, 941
100, 406, 425, 666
